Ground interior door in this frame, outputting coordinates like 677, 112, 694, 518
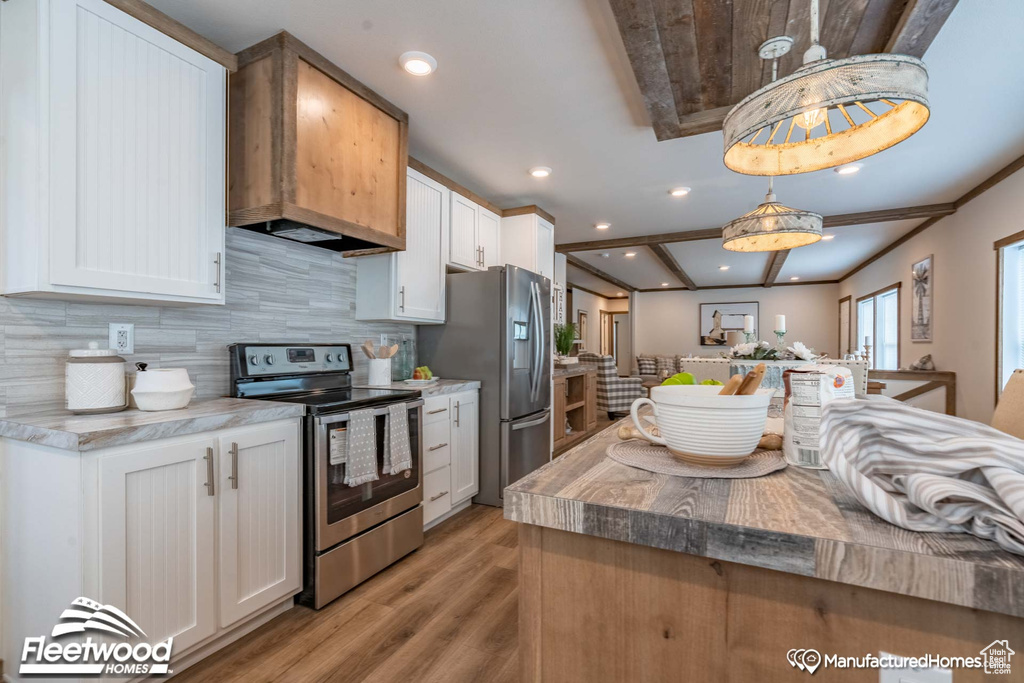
478, 207, 501, 268
48, 0, 225, 299
97, 435, 217, 652
217, 421, 301, 628
450, 192, 479, 270
396, 169, 448, 321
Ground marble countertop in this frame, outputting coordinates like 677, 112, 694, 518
363, 379, 481, 397
0, 398, 305, 452
504, 415, 1024, 618
553, 364, 596, 378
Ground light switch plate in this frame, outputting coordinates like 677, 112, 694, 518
109, 323, 134, 355
878, 652, 952, 683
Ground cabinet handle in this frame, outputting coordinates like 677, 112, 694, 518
428, 442, 448, 451
482, 246, 486, 267
228, 442, 239, 490
214, 253, 222, 293
427, 407, 447, 415
399, 286, 405, 311
429, 491, 449, 502
454, 400, 460, 426
204, 447, 215, 496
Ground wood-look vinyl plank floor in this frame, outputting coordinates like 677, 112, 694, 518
173, 505, 518, 683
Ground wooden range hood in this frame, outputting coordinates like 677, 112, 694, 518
228, 31, 408, 254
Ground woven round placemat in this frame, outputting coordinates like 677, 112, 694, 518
606, 440, 787, 479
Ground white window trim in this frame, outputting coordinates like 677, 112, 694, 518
856, 282, 902, 370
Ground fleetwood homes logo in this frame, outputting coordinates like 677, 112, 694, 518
20, 597, 173, 676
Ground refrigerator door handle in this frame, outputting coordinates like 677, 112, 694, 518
512, 410, 550, 430
530, 280, 545, 403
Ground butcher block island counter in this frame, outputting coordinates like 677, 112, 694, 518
504, 416, 1024, 683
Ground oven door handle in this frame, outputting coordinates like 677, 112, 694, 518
315, 399, 425, 427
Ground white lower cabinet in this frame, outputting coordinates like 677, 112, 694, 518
97, 435, 218, 652
216, 423, 301, 628
421, 389, 479, 526
3, 418, 303, 675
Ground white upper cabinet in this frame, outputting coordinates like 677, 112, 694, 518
447, 192, 501, 272
478, 207, 502, 269
0, 0, 228, 304
449, 193, 480, 270
357, 168, 449, 323
501, 211, 555, 281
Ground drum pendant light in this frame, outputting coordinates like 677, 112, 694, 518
722, 0, 929, 176
722, 177, 822, 252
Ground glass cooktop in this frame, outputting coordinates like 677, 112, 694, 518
271, 387, 420, 414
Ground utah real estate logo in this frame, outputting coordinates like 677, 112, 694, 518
20, 596, 173, 676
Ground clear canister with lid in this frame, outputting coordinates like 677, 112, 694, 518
65, 342, 127, 414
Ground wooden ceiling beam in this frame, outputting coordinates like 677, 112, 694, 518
607, 0, 681, 141
840, 152, 1024, 281
763, 249, 790, 288
566, 255, 637, 293
885, 0, 960, 58
823, 203, 955, 228
554, 203, 958, 253
636, 279, 839, 292
648, 244, 697, 290
567, 282, 629, 300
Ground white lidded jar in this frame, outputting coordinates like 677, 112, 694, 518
65, 342, 127, 414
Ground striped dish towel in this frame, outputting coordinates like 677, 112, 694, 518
820, 397, 1024, 555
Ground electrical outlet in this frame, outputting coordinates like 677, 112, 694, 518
108, 323, 134, 355
878, 652, 952, 683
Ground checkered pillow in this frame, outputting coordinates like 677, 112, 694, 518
656, 356, 675, 378
637, 356, 656, 375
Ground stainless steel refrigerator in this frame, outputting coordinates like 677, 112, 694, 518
417, 266, 551, 506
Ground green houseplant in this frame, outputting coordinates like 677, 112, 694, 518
554, 323, 576, 358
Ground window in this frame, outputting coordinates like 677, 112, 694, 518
857, 283, 901, 370
997, 234, 1024, 392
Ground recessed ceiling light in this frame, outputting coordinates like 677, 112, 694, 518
790, 276, 800, 281
822, 234, 835, 240
600, 252, 610, 258
624, 252, 636, 258
399, 51, 437, 76
617, 292, 624, 296
834, 164, 862, 175
529, 166, 552, 178
595, 223, 610, 230
670, 187, 691, 197
661, 282, 669, 287
719, 265, 730, 271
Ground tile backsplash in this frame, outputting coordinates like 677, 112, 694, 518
0, 228, 415, 418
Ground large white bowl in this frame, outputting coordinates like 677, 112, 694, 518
630, 385, 773, 466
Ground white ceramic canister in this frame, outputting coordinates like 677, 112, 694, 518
367, 358, 392, 387
65, 342, 127, 414
130, 363, 196, 411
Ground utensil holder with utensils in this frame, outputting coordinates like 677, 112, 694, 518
367, 358, 392, 386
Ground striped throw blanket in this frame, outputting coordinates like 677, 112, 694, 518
820, 398, 1024, 555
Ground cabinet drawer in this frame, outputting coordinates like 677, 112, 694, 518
423, 466, 452, 524
423, 396, 450, 423
424, 420, 451, 473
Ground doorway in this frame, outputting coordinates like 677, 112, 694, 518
600, 310, 630, 376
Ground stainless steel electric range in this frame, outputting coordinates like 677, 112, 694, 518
229, 343, 424, 609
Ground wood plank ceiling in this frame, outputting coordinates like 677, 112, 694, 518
608, 0, 960, 141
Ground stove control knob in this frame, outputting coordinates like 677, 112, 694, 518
248, 354, 260, 366
264, 354, 276, 366
324, 353, 334, 363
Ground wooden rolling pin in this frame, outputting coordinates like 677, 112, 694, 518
617, 424, 660, 440
718, 374, 743, 396
736, 362, 767, 395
